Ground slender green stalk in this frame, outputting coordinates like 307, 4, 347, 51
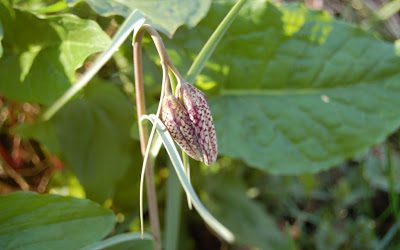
182, 152, 192, 209
186, 0, 247, 83
386, 144, 399, 222
82, 233, 152, 250
377, 222, 399, 250
375, 143, 400, 250
377, 0, 400, 20
164, 163, 183, 250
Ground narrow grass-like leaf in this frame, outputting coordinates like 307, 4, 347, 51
182, 152, 193, 209
43, 11, 145, 120
81, 232, 153, 250
377, 0, 400, 20
186, 0, 247, 83
164, 164, 182, 250
141, 114, 234, 243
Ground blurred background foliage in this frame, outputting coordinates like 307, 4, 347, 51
1, 0, 400, 249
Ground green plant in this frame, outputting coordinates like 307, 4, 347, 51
1, 0, 400, 249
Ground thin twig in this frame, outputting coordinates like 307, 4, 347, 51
37, 165, 53, 193
0, 163, 29, 191
0, 144, 29, 190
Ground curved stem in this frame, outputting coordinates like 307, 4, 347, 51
134, 23, 182, 250
133, 27, 162, 250
140, 25, 186, 86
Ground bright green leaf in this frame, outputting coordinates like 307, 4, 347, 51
167, 1, 400, 174
0, 3, 110, 105
82, 233, 153, 250
0, 192, 115, 250
67, 0, 211, 37
202, 174, 295, 250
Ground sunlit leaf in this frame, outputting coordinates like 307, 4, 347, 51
164, 0, 400, 174
67, 0, 211, 37
0, 192, 115, 250
0, 2, 110, 104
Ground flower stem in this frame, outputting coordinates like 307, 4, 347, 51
133, 23, 183, 250
133, 27, 161, 250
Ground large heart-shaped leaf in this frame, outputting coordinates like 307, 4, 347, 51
67, 0, 211, 37
163, 1, 400, 174
0, 192, 115, 250
0, 1, 110, 105
16, 81, 137, 203
53, 82, 136, 202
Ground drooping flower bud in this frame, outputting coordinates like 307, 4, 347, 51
178, 83, 218, 166
161, 94, 203, 161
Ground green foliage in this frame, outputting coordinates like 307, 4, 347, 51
164, 0, 400, 174
0, 0, 110, 105
0, 19, 3, 58
364, 144, 400, 193
0, 192, 115, 250
202, 173, 295, 250
17, 81, 138, 203
1, 0, 400, 249
67, 0, 211, 37
53, 82, 136, 202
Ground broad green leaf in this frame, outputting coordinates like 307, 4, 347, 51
0, 192, 115, 250
16, 82, 136, 202
202, 173, 295, 250
165, 1, 400, 173
0, 2, 110, 105
14, 120, 61, 155
82, 233, 153, 250
112, 143, 142, 212
53, 82, 135, 202
67, 0, 211, 37
42, 11, 145, 121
